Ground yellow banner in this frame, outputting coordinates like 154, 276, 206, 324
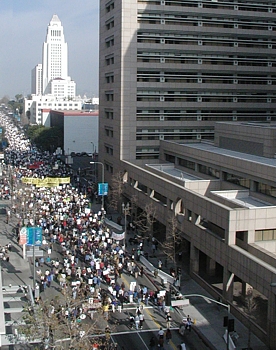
21, 177, 70, 187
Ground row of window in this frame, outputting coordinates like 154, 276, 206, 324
137, 13, 275, 30
255, 229, 276, 241
137, 116, 274, 122
138, 0, 275, 13
37, 103, 79, 107
165, 154, 276, 201
137, 55, 275, 67
105, 91, 276, 102
137, 75, 276, 85
136, 109, 274, 116
138, 36, 276, 49
136, 96, 276, 103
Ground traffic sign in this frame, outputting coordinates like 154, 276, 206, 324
27, 227, 42, 246
19, 227, 27, 245
98, 183, 108, 196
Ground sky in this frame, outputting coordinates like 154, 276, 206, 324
0, 0, 99, 99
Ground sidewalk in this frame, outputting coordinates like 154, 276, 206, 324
103, 205, 268, 350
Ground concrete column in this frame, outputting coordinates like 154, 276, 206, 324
241, 282, 253, 297
247, 230, 255, 244
206, 257, 216, 276
190, 244, 199, 275
222, 268, 234, 303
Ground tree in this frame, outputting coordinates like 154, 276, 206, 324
134, 201, 156, 239
18, 289, 111, 350
107, 171, 125, 212
26, 125, 63, 152
161, 215, 182, 270
15, 94, 23, 102
243, 286, 256, 350
0, 95, 9, 105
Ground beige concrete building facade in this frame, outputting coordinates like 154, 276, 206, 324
99, 1, 276, 347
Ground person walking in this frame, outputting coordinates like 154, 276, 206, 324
158, 259, 162, 269
186, 315, 192, 332
135, 314, 140, 330
158, 327, 164, 346
134, 265, 139, 279
165, 328, 172, 344
166, 312, 172, 329
139, 313, 144, 329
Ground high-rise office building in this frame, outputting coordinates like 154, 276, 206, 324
99, 0, 276, 173
99, 3, 276, 346
31, 64, 42, 95
41, 14, 76, 98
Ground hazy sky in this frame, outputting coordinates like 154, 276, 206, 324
0, 0, 99, 99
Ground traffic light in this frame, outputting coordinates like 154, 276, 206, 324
228, 319, 235, 332
165, 292, 171, 306
177, 267, 182, 275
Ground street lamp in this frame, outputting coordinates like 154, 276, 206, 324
91, 141, 95, 156
90, 161, 105, 216
122, 202, 130, 249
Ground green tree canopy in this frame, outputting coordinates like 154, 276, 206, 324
26, 125, 63, 152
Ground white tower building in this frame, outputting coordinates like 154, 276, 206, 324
31, 64, 42, 95
42, 14, 75, 98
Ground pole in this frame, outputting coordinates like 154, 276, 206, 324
122, 203, 127, 249
32, 204, 36, 292
91, 141, 95, 156
124, 205, 127, 249
101, 163, 104, 216
227, 304, 230, 350
183, 293, 230, 350
90, 162, 105, 217
33, 242, 36, 292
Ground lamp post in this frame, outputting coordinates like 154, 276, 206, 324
122, 202, 130, 249
91, 141, 95, 156
90, 162, 105, 216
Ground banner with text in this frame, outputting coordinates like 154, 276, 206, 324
21, 177, 70, 187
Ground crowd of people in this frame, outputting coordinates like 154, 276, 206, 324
0, 113, 158, 321
0, 112, 191, 349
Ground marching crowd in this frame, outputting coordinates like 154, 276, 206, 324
0, 113, 156, 323
0, 113, 191, 349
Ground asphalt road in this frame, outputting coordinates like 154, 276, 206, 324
37, 238, 210, 350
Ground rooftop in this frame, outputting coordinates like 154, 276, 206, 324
181, 142, 276, 168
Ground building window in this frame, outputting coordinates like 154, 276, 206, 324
255, 229, 276, 241
106, 2, 114, 13
105, 92, 114, 102
178, 158, 195, 170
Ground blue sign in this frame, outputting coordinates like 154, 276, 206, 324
27, 227, 42, 246
98, 183, 108, 196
